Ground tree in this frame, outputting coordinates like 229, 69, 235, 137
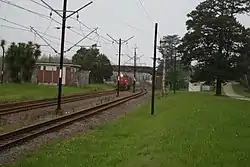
157, 57, 189, 90
158, 35, 181, 91
1, 39, 5, 84
5, 41, 41, 83
237, 28, 250, 89
90, 53, 113, 83
72, 45, 113, 83
179, 0, 250, 95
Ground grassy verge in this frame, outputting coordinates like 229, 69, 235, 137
0, 83, 116, 102
7, 92, 250, 167
232, 83, 250, 97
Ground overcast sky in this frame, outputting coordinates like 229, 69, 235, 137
0, 0, 249, 67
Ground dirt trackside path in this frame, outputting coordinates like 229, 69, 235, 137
223, 82, 250, 101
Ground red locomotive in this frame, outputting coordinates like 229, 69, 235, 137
117, 73, 133, 91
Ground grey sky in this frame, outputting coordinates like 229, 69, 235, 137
0, 0, 249, 67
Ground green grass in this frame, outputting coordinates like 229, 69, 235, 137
0, 83, 116, 102
7, 92, 250, 167
232, 83, 250, 98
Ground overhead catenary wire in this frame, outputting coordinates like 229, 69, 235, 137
0, 17, 72, 45
43, 18, 53, 37
1, 0, 148, 66
137, 0, 154, 25
31, 0, 152, 38
0, 20, 81, 53
0, 17, 99, 51
29, 0, 117, 44
30, 26, 58, 53
0, 0, 61, 24
0, 16, 115, 62
29, 0, 50, 10
29, 0, 151, 60
0, 24, 30, 32
0, 0, 109, 45
136, 0, 161, 38
31, 0, 113, 44
65, 27, 98, 52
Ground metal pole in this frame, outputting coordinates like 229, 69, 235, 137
57, 0, 67, 111
1, 47, 4, 84
133, 46, 137, 93
151, 23, 158, 115
117, 38, 122, 97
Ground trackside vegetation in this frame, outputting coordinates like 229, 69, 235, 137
0, 83, 116, 102
7, 92, 250, 167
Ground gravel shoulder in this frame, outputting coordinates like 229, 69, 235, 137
0, 89, 151, 166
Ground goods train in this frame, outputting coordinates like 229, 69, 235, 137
116, 73, 133, 91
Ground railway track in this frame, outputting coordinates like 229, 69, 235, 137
0, 89, 117, 116
0, 88, 147, 152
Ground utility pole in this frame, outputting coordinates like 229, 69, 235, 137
151, 23, 158, 116
107, 34, 134, 97
117, 38, 121, 97
1, 46, 5, 84
133, 45, 137, 93
41, 0, 93, 112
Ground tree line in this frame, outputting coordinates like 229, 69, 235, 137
1, 40, 41, 83
0, 41, 113, 84
159, 0, 250, 96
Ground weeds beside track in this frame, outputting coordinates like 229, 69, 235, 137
0, 88, 147, 152
0, 90, 117, 116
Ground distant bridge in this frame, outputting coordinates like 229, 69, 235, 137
111, 65, 162, 75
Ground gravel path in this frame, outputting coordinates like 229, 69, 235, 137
0, 91, 132, 134
0, 89, 151, 165
223, 82, 250, 101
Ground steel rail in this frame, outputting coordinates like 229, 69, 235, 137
0, 90, 117, 116
0, 89, 116, 109
0, 88, 147, 152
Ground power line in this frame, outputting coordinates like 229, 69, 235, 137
43, 18, 53, 37
0, 19, 84, 53
0, 0, 105, 45
137, 0, 161, 37
28, 0, 113, 44
0, 17, 97, 48
5, 0, 154, 41
29, 0, 50, 9
75, 19, 112, 43
0, 0, 59, 23
65, 27, 98, 52
137, 0, 154, 25
0, 24, 30, 32
0, 17, 67, 44
30, 26, 58, 53
0, 17, 116, 58
30, 0, 113, 44
25, 0, 147, 50
1, 0, 140, 64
